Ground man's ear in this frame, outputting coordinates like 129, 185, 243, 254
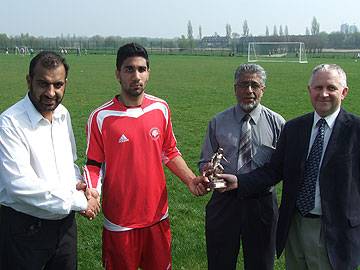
341, 86, 349, 100
115, 69, 120, 82
26, 75, 31, 89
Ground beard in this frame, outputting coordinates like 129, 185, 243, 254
239, 99, 260, 112
124, 87, 144, 97
28, 86, 63, 114
121, 83, 145, 98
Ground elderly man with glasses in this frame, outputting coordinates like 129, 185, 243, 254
199, 63, 285, 270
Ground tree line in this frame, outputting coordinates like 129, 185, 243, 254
0, 17, 359, 53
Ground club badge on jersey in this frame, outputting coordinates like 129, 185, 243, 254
149, 127, 161, 140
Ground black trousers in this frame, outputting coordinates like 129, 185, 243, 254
0, 206, 77, 270
205, 190, 278, 270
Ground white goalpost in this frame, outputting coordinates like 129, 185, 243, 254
248, 42, 308, 63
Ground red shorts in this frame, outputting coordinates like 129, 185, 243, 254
102, 219, 172, 270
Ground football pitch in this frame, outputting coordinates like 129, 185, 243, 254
1, 54, 360, 269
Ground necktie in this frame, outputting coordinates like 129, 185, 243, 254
296, 118, 326, 216
238, 114, 252, 172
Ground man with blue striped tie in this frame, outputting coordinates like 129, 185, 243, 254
219, 64, 360, 270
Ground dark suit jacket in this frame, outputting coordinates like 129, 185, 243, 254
236, 108, 360, 270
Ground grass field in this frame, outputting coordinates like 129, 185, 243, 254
1, 54, 360, 269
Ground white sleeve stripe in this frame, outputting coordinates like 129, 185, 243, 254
86, 100, 114, 155
83, 166, 92, 189
83, 165, 102, 192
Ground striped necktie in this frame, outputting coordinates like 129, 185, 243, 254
237, 114, 252, 172
296, 118, 326, 216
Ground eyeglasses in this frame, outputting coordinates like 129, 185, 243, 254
236, 81, 263, 90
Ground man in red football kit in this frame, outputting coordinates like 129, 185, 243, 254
83, 43, 207, 270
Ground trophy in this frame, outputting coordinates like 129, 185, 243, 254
203, 148, 228, 190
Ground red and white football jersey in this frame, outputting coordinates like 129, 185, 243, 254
84, 94, 180, 230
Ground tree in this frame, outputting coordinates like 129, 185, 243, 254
311, 16, 320, 35
178, 35, 189, 49
89, 35, 105, 48
285, 25, 289, 36
230, 32, 240, 52
187, 20, 193, 40
199, 25, 202, 40
341, 23, 350, 34
0, 33, 9, 48
305, 27, 310, 35
242, 20, 249, 37
104, 36, 116, 48
187, 20, 194, 48
273, 25, 278, 36
279, 25, 284, 36
265, 26, 269, 36
328, 32, 345, 48
350, 25, 359, 34
226, 23, 232, 38
231, 32, 240, 39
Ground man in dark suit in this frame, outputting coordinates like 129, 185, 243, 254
218, 64, 360, 270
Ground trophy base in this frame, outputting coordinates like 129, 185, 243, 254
212, 181, 226, 189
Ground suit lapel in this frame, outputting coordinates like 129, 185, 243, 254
298, 113, 314, 174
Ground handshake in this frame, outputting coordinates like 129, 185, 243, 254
76, 182, 101, 220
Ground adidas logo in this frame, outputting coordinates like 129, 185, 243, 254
118, 134, 129, 143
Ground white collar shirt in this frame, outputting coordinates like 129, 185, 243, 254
309, 107, 340, 215
0, 94, 87, 220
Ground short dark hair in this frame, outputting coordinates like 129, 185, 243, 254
116, 43, 149, 70
29, 51, 69, 78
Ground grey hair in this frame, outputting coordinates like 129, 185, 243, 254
234, 63, 267, 86
309, 64, 347, 87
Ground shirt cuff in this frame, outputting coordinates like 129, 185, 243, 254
70, 190, 88, 212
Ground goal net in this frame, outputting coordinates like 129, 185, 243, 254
248, 42, 308, 63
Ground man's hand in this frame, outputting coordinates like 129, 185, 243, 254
88, 196, 101, 218
85, 188, 100, 202
77, 181, 101, 220
187, 175, 211, 196
81, 196, 101, 220
76, 181, 87, 192
216, 174, 238, 192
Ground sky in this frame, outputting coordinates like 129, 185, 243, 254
1, 0, 359, 39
